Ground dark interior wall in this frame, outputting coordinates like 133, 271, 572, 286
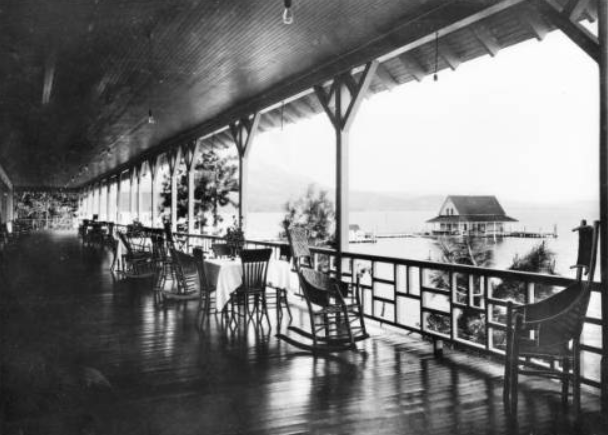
0, 163, 14, 223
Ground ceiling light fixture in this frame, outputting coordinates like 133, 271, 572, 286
148, 108, 156, 125
282, 0, 294, 24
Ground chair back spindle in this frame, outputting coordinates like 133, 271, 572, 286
240, 248, 272, 293
286, 227, 313, 270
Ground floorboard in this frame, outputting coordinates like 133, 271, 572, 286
1, 231, 606, 435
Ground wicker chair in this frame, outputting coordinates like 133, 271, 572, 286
116, 231, 155, 278
151, 233, 175, 300
286, 226, 313, 270
503, 220, 600, 415
229, 248, 272, 327
162, 248, 204, 302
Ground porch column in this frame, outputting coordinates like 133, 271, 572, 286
86, 187, 90, 218
230, 113, 260, 234
181, 141, 198, 234
136, 163, 142, 222
598, 0, 608, 414
129, 168, 135, 223
81, 189, 86, 219
148, 157, 158, 228
106, 177, 111, 222
314, 61, 378, 276
116, 173, 121, 224
97, 181, 102, 218
167, 148, 180, 232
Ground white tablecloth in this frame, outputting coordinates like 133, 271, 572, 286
204, 258, 294, 310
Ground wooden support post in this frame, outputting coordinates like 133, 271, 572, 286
230, 112, 261, 234
167, 148, 180, 232
106, 177, 111, 222
97, 181, 102, 219
148, 157, 158, 228
136, 165, 141, 222
314, 61, 378, 278
129, 168, 135, 223
598, 0, 608, 415
182, 141, 198, 234
116, 173, 121, 224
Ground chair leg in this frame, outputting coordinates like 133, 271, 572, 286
509, 327, 520, 415
573, 341, 581, 413
282, 289, 292, 322
510, 363, 519, 414
562, 356, 571, 410
503, 332, 513, 407
262, 292, 271, 328
503, 360, 512, 407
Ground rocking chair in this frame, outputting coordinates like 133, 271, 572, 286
116, 231, 155, 278
276, 226, 369, 353
503, 220, 599, 415
162, 248, 203, 302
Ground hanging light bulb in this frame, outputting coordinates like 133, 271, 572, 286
148, 109, 156, 124
282, 0, 293, 24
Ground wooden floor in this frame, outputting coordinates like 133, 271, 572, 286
1, 232, 606, 435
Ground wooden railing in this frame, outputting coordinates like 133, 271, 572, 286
175, 232, 604, 391
14, 217, 76, 231
91, 225, 605, 392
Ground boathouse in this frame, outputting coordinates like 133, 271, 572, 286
427, 195, 517, 236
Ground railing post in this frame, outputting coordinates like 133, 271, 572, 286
598, 0, 608, 414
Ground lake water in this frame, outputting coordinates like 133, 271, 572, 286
247, 205, 600, 278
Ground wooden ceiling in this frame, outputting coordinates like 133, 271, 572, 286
0, 0, 597, 187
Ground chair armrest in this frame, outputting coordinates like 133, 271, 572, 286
513, 282, 583, 325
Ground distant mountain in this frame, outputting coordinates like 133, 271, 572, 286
248, 162, 445, 212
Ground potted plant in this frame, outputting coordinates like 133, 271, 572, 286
225, 216, 245, 258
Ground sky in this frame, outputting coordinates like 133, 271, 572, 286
248, 29, 599, 204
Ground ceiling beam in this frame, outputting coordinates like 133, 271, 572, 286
397, 53, 426, 81
534, 0, 599, 62
563, 0, 592, 20
518, 7, 551, 40
375, 63, 399, 90
438, 40, 462, 70
472, 23, 501, 57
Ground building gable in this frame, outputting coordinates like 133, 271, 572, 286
439, 198, 458, 216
